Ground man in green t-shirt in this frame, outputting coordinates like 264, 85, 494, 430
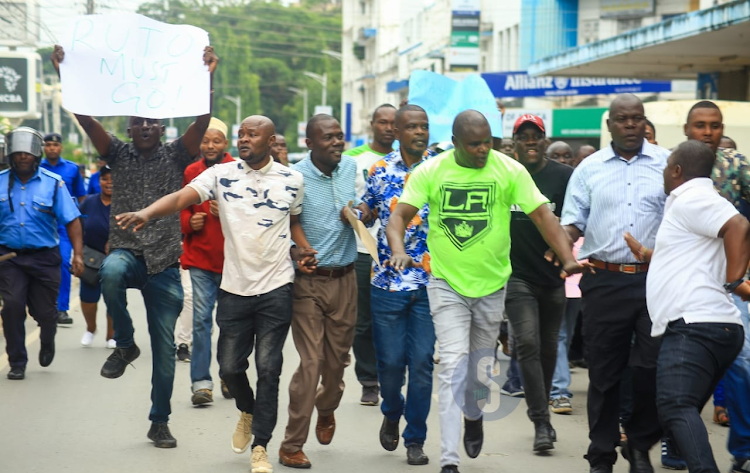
386, 110, 588, 473
343, 103, 396, 406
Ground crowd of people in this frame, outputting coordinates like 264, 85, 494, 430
0, 42, 749, 473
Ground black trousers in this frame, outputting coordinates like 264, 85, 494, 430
580, 270, 662, 467
0, 247, 61, 368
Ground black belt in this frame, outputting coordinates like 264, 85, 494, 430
0, 245, 56, 255
297, 263, 355, 279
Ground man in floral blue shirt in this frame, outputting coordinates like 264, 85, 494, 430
363, 104, 435, 466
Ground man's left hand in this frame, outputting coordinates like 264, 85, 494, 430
209, 200, 219, 217
116, 211, 149, 232
559, 260, 595, 279
203, 46, 219, 74
71, 254, 84, 277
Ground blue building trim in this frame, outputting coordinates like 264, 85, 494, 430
528, 0, 750, 76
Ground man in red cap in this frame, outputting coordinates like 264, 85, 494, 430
504, 114, 574, 452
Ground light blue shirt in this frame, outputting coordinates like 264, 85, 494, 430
0, 168, 81, 249
561, 141, 670, 263
293, 154, 358, 268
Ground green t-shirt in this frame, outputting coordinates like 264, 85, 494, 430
399, 149, 549, 298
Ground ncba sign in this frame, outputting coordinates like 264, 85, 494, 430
482, 71, 672, 98
0, 51, 41, 119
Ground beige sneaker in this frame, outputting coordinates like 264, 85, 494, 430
232, 411, 253, 453
251, 445, 273, 473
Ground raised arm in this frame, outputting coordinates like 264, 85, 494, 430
50, 45, 111, 157
529, 203, 591, 277
386, 202, 420, 270
116, 187, 202, 232
181, 47, 220, 157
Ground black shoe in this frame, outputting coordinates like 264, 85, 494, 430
547, 422, 557, 442
463, 416, 483, 459
176, 343, 190, 362
379, 416, 399, 451
57, 311, 73, 326
440, 466, 460, 473
533, 421, 554, 452
590, 464, 613, 473
406, 444, 429, 465
7, 366, 25, 380
147, 422, 177, 448
39, 341, 55, 367
101, 344, 141, 378
622, 442, 654, 473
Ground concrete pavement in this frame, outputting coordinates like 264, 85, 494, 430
0, 286, 732, 473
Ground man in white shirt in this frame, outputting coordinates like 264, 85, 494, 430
114, 115, 318, 473
625, 140, 750, 473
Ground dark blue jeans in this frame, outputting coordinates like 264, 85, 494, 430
216, 284, 292, 442
100, 249, 183, 423
371, 286, 435, 447
657, 319, 744, 473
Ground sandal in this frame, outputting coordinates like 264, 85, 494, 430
714, 406, 730, 426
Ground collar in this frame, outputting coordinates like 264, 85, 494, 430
670, 177, 714, 198
602, 140, 656, 162
13, 167, 42, 183
127, 141, 164, 159
388, 148, 430, 171
305, 151, 340, 178
41, 157, 65, 167
240, 156, 274, 174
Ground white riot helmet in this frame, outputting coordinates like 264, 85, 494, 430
4, 127, 44, 166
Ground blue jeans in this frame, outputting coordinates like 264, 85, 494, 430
550, 298, 580, 399
371, 286, 435, 447
100, 249, 183, 423
657, 319, 743, 473
726, 294, 750, 461
57, 224, 71, 312
189, 267, 222, 392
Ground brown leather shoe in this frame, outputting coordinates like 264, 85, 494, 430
279, 449, 311, 469
315, 414, 336, 445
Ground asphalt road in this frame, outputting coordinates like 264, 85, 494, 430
0, 284, 731, 473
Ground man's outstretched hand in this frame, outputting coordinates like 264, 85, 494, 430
559, 260, 595, 279
116, 211, 150, 232
203, 46, 219, 74
50, 45, 64, 77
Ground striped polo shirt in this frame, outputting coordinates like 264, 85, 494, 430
293, 154, 359, 268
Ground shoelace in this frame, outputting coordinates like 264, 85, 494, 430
108, 348, 137, 370
236, 415, 251, 434
251, 448, 268, 463
153, 425, 174, 440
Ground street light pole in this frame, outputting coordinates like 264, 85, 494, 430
222, 95, 241, 128
303, 71, 327, 107
288, 87, 309, 120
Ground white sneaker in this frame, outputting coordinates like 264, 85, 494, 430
106, 339, 117, 349
81, 331, 95, 347
251, 445, 273, 473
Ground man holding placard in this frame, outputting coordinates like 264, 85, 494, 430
50, 44, 218, 448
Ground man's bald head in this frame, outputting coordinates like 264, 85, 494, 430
237, 115, 277, 166
608, 94, 643, 117
452, 110, 489, 140
547, 141, 573, 165
241, 115, 276, 134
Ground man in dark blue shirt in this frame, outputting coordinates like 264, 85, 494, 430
0, 127, 83, 380
40, 133, 86, 326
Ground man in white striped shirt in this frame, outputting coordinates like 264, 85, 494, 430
560, 94, 671, 473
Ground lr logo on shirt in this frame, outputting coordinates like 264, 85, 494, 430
439, 183, 494, 250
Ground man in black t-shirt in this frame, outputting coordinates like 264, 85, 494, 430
505, 115, 573, 453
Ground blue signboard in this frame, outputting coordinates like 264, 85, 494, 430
482, 71, 672, 98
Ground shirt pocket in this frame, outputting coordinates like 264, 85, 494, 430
32, 194, 55, 216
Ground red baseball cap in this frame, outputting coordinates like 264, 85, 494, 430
513, 114, 545, 135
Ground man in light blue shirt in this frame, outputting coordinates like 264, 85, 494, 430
280, 114, 371, 469
0, 127, 83, 381
560, 94, 671, 473
40, 132, 86, 326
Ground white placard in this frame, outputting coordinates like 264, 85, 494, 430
59, 13, 210, 119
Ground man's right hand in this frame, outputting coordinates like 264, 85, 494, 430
50, 45, 64, 77
190, 212, 208, 232
291, 247, 318, 275
388, 252, 414, 271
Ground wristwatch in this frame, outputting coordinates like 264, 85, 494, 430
724, 279, 745, 293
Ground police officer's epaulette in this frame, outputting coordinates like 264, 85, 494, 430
0, 168, 9, 176
39, 168, 64, 183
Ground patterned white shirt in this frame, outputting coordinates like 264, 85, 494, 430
188, 158, 304, 296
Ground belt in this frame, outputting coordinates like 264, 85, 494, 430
589, 258, 649, 274
0, 245, 56, 255
298, 263, 355, 279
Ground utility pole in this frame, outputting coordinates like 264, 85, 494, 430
288, 87, 308, 121
303, 71, 328, 107
87, 0, 95, 14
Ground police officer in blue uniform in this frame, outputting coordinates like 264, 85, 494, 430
0, 127, 84, 380
40, 132, 86, 326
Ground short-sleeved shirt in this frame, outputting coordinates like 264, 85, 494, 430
561, 141, 670, 262
80, 193, 110, 254
344, 143, 388, 254
364, 149, 431, 292
0, 168, 81, 249
88, 171, 101, 194
292, 154, 359, 268
188, 158, 304, 297
510, 159, 573, 287
40, 157, 86, 200
104, 135, 195, 274
647, 178, 740, 336
399, 149, 549, 298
